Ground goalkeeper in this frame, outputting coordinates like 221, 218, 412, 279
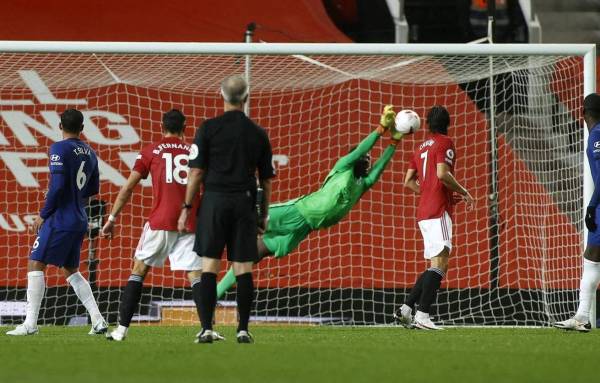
216, 105, 403, 298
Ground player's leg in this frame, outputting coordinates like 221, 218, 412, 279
195, 192, 228, 343
168, 232, 203, 326
554, 245, 600, 332
8, 224, 56, 336
187, 269, 203, 328
196, 257, 221, 343
167, 232, 224, 341
216, 237, 272, 300
63, 266, 107, 334
6, 259, 46, 336
109, 223, 169, 341
413, 249, 448, 330
108, 259, 150, 341
215, 202, 312, 299
62, 229, 107, 335
232, 261, 254, 343
412, 212, 452, 330
229, 192, 260, 344
574, 246, 600, 324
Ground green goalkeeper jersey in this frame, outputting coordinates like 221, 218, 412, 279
294, 131, 396, 230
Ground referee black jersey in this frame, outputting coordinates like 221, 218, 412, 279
189, 110, 275, 192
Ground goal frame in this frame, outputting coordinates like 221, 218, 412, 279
0, 41, 596, 326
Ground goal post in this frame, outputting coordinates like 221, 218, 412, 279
0, 41, 595, 327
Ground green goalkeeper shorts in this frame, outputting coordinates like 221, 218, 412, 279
262, 202, 312, 258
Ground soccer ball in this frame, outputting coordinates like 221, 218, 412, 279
394, 109, 421, 134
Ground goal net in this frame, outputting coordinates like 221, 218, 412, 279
0, 43, 593, 326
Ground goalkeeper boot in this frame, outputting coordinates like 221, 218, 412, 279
89, 318, 109, 335
6, 323, 39, 336
414, 311, 444, 331
236, 330, 254, 344
195, 329, 214, 344
553, 318, 591, 333
393, 304, 414, 328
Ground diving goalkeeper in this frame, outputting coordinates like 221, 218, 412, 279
216, 105, 403, 298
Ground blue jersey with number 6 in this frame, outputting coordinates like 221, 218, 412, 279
40, 137, 99, 231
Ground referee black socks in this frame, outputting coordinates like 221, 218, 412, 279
119, 274, 144, 328
191, 277, 203, 324
199, 272, 217, 331
235, 272, 254, 333
418, 267, 445, 314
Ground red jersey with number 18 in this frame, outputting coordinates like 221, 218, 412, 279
133, 136, 199, 232
408, 133, 456, 221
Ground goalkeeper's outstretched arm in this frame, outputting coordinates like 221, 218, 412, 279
364, 141, 398, 188
333, 105, 396, 171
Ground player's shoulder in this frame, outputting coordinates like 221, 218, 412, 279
254, 122, 269, 141
140, 140, 163, 156
49, 139, 79, 155
49, 140, 67, 153
590, 125, 600, 139
432, 133, 454, 149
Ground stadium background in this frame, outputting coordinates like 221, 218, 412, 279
0, 0, 596, 324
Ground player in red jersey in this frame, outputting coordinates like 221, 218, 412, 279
101, 109, 221, 341
394, 105, 474, 330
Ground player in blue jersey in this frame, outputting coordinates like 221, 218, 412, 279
554, 93, 600, 333
6, 109, 108, 336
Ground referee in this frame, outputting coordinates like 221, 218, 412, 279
178, 75, 274, 343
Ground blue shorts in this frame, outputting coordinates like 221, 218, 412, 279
589, 206, 600, 246
29, 224, 86, 268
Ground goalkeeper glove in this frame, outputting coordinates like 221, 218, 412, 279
379, 105, 396, 130
390, 131, 404, 141
586, 206, 597, 232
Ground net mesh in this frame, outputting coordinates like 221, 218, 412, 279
0, 51, 584, 326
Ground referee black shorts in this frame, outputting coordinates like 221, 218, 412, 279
194, 190, 258, 263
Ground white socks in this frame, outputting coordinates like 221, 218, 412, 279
24, 271, 45, 329
67, 272, 103, 325
575, 258, 600, 323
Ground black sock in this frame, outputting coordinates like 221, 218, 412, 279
119, 275, 144, 327
417, 268, 445, 314
405, 271, 427, 308
235, 272, 254, 333
191, 277, 203, 324
199, 272, 217, 330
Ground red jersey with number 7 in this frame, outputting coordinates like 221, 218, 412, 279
133, 136, 199, 232
408, 133, 456, 221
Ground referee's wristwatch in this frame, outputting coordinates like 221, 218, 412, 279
181, 202, 193, 210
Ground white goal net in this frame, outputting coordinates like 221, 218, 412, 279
0, 43, 594, 326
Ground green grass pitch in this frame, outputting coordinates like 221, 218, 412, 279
1, 326, 599, 383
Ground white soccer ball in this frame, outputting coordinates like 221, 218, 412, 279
394, 109, 421, 134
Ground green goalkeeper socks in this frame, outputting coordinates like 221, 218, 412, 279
216, 267, 237, 299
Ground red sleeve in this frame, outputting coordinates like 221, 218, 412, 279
434, 138, 455, 168
132, 145, 152, 179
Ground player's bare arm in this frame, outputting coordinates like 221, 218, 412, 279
404, 168, 420, 194
101, 171, 143, 239
436, 162, 474, 208
177, 167, 204, 233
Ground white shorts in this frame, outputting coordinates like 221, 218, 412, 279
417, 211, 453, 259
134, 223, 202, 271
